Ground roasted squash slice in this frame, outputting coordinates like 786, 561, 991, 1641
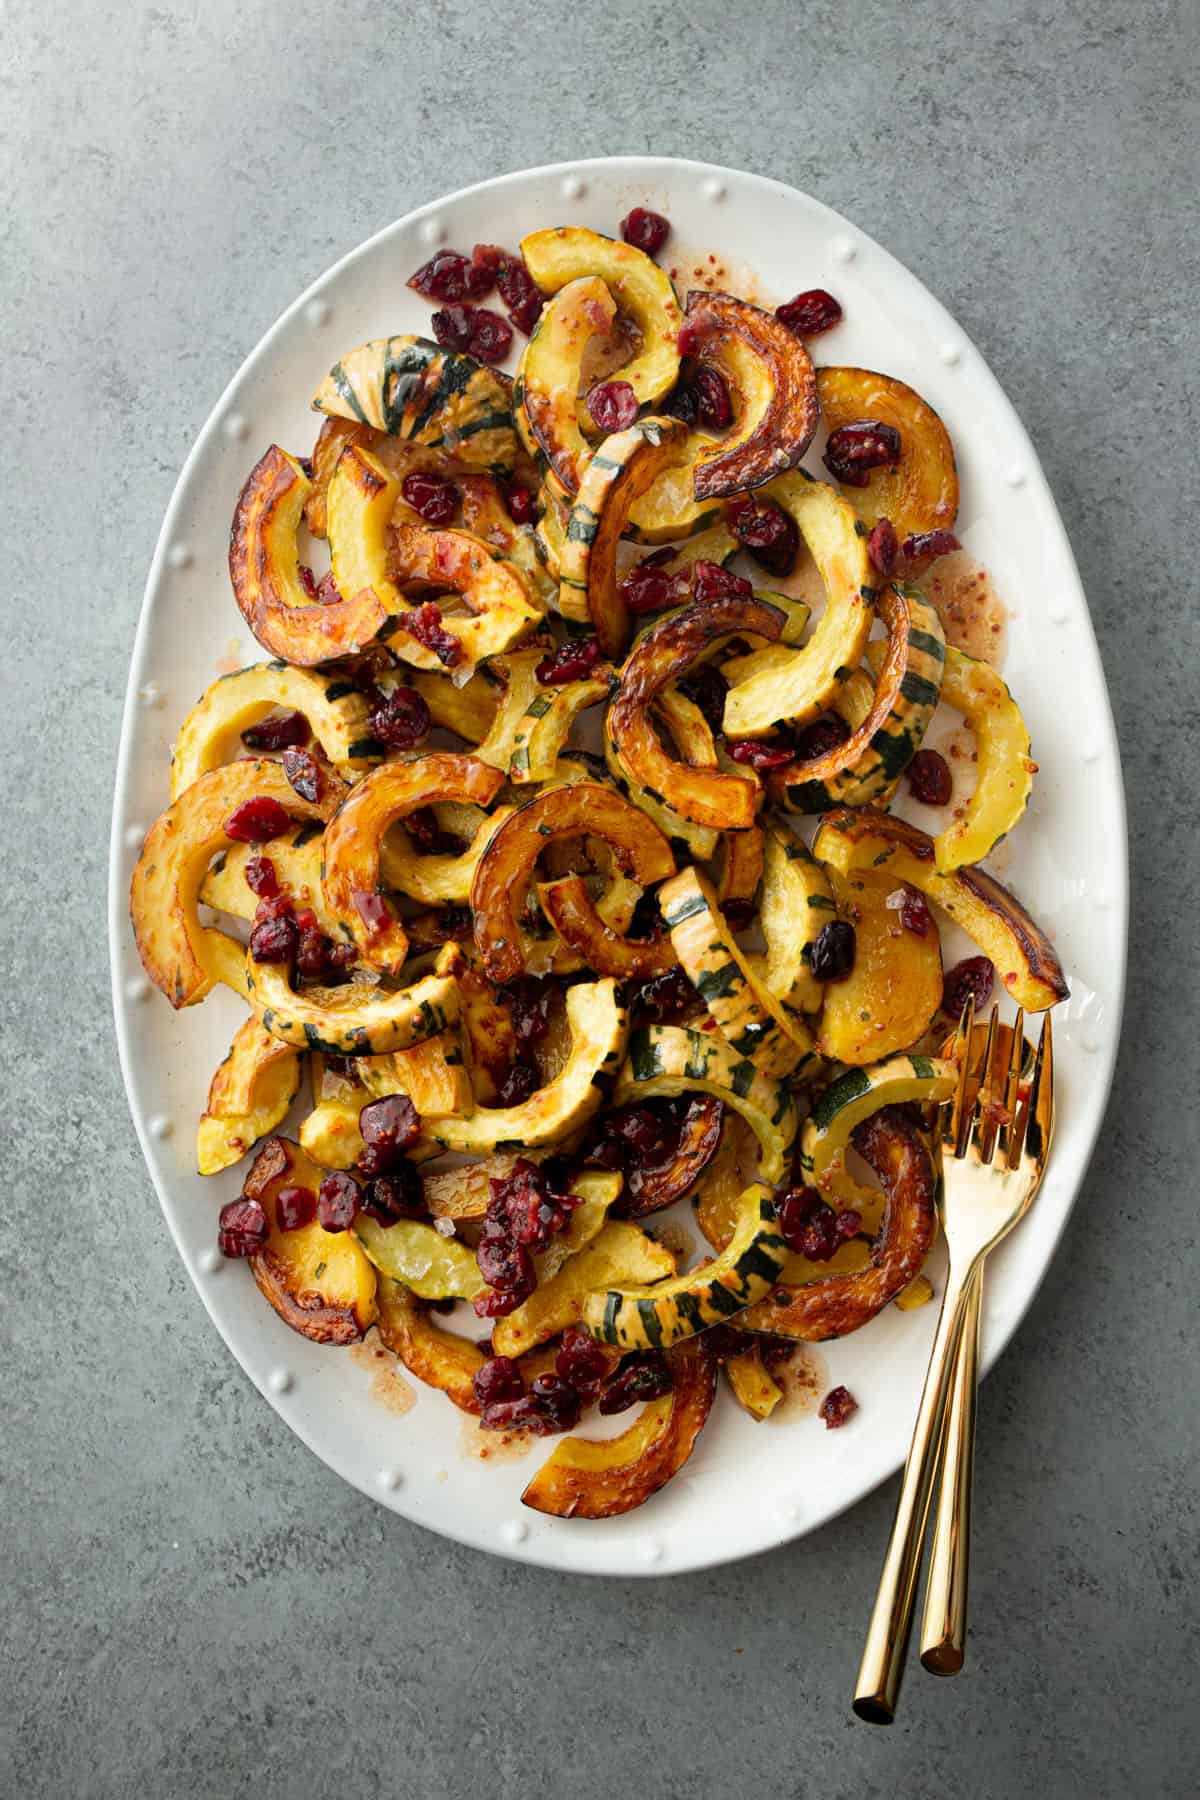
375, 1276, 487, 1411
245, 943, 461, 1056
681, 290, 820, 499
533, 480, 572, 585
815, 367, 959, 566
522, 1336, 717, 1518
304, 415, 379, 537
583, 1182, 787, 1349
229, 446, 389, 665
130, 758, 340, 1008
812, 808, 1069, 1010
623, 431, 724, 542
537, 874, 676, 980
613, 1025, 798, 1182
509, 666, 616, 784
490, 1218, 677, 1358
618, 1096, 724, 1219
201, 824, 336, 935
607, 593, 784, 830
472, 649, 544, 770
170, 663, 373, 800
321, 752, 504, 975
380, 801, 517, 907
743, 1108, 937, 1340
721, 473, 875, 735
457, 475, 558, 609
514, 275, 618, 494
354, 1215, 484, 1300
759, 822, 837, 1016
521, 226, 684, 408
558, 416, 690, 656
724, 1345, 784, 1421
408, 666, 499, 744
385, 523, 542, 671
713, 825, 764, 915
300, 1054, 370, 1169
604, 708, 720, 864
772, 585, 945, 809
471, 781, 674, 983
426, 979, 628, 1153
816, 871, 944, 1065
312, 335, 518, 474
659, 867, 816, 1078
363, 1027, 474, 1120
244, 1137, 377, 1343
799, 1050, 956, 1190
196, 1017, 302, 1175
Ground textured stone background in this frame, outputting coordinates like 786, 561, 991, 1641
4, 1, 1197, 1794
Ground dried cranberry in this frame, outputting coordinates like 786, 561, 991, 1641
407, 248, 494, 303
361, 1163, 426, 1222
908, 748, 952, 806
317, 1171, 360, 1232
494, 252, 543, 335
402, 806, 460, 857
296, 924, 355, 981
404, 600, 462, 669
792, 714, 852, 762
298, 563, 319, 599
223, 796, 292, 842
430, 303, 512, 365
775, 1188, 861, 1261
472, 1356, 525, 1410
820, 1384, 859, 1429
217, 1197, 268, 1259
475, 1231, 534, 1305
823, 421, 902, 488
315, 570, 341, 605
352, 889, 393, 939
632, 966, 696, 1021
726, 495, 800, 577
902, 529, 960, 562
500, 978, 550, 1046
897, 889, 932, 936
529, 1373, 583, 1432
703, 1323, 757, 1362
620, 207, 670, 255
613, 1106, 673, 1163
358, 1095, 421, 1172
496, 1059, 539, 1107
479, 1395, 543, 1430
692, 559, 752, 602
535, 635, 603, 684
867, 516, 899, 578
402, 471, 458, 526
665, 382, 698, 426
253, 893, 293, 924
505, 484, 534, 525
776, 288, 843, 336
490, 1159, 580, 1253
728, 736, 797, 771
758, 1335, 797, 1371
281, 747, 325, 805
586, 379, 639, 434
240, 710, 310, 751
942, 955, 995, 1018
556, 1326, 610, 1396
810, 919, 857, 982
598, 1350, 674, 1415
678, 663, 728, 734
621, 554, 676, 616
369, 686, 430, 749
692, 365, 733, 429
721, 898, 756, 932
244, 856, 279, 898
276, 1184, 316, 1232
249, 913, 299, 964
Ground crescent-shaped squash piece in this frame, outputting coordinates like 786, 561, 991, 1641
312, 335, 518, 474
170, 662, 374, 800
681, 290, 819, 500
244, 1137, 377, 1344
196, 1017, 302, 1175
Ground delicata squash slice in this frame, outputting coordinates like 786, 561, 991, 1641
202, 824, 337, 936
490, 1218, 677, 1358
196, 1017, 303, 1176
680, 290, 820, 499
385, 522, 542, 672
743, 1107, 938, 1341
521, 226, 684, 408
312, 335, 518, 474
557, 415, 690, 655
815, 367, 959, 565
471, 780, 675, 983
513, 275, 618, 495
245, 941, 463, 1057
229, 446, 390, 665
760, 822, 837, 1016
170, 662, 373, 800
721, 472, 875, 736
376, 1275, 488, 1412
244, 1137, 377, 1344
607, 593, 784, 831
582, 1181, 787, 1350
320, 751, 505, 975
799, 1051, 957, 1189
812, 807, 1069, 1010
816, 870, 945, 1065
613, 1025, 799, 1183
522, 1337, 717, 1519
131, 757, 343, 1008
537, 873, 676, 980
772, 585, 946, 810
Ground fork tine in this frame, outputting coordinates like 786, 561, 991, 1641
971, 1006, 1004, 1164
942, 994, 976, 1155
1022, 1012, 1055, 1168
998, 1007, 1026, 1169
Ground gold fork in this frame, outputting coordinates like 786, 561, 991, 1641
852, 1000, 1054, 1723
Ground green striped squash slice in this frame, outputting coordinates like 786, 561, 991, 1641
513, 275, 617, 496
613, 1025, 799, 1182
312, 336, 517, 474
760, 821, 837, 1016
602, 727, 719, 862
510, 666, 617, 784
799, 1054, 957, 1185
581, 1182, 787, 1349
520, 226, 684, 408
171, 663, 373, 800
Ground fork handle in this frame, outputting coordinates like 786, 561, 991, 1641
852, 1261, 976, 1723
920, 1266, 982, 1675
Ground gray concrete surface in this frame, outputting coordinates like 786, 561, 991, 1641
3, 1, 1197, 1794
